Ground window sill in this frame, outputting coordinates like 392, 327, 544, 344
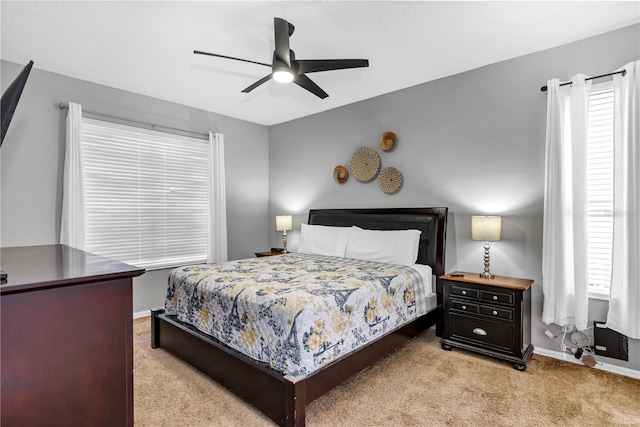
588, 291, 610, 301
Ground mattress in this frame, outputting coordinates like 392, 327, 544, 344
165, 253, 436, 380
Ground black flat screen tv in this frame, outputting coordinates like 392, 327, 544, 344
1, 60, 34, 147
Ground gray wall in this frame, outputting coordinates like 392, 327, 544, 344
2, 24, 638, 373
0, 61, 270, 313
268, 25, 640, 371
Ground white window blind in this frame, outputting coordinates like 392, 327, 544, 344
586, 83, 614, 298
82, 118, 209, 270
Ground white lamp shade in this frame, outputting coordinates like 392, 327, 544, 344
471, 216, 502, 242
275, 215, 293, 232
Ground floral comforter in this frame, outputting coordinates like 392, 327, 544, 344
165, 253, 428, 380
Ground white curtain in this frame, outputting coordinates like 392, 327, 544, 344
60, 102, 86, 249
606, 61, 640, 339
207, 132, 228, 263
542, 75, 591, 330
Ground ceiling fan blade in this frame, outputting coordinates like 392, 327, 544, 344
295, 59, 369, 74
241, 74, 273, 93
293, 74, 328, 99
194, 50, 271, 67
273, 17, 291, 67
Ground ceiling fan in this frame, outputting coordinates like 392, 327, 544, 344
194, 17, 369, 99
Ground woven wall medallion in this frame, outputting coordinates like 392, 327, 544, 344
379, 131, 398, 152
333, 165, 349, 184
378, 167, 403, 194
350, 147, 381, 182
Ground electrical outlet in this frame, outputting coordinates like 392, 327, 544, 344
544, 329, 555, 339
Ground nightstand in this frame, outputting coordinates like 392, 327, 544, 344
255, 251, 283, 257
440, 272, 534, 371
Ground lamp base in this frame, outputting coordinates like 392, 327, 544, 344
282, 230, 288, 254
479, 242, 494, 279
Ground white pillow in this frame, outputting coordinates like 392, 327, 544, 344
345, 226, 422, 266
298, 223, 351, 257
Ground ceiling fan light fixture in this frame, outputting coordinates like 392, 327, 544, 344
195, 17, 368, 98
273, 69, 294, 83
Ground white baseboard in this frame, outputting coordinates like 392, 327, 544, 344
133, 310, 151, 319
534, 347, 640, 380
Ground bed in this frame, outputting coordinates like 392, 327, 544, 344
151, 207, 448, 426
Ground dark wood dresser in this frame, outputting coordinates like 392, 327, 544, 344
440, 272, 534, 371
0, 244, 144, 427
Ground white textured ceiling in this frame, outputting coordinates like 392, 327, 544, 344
2, 1, 638, 126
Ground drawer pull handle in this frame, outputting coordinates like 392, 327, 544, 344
462, 305, 467, 310
492, 310, 498, 315
473, 328, 487, 336
462, 290, 467, 295
493, 295, 498, 301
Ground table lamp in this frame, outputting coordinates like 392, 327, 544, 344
471, 215, 502, 279
275, 215, 293, 253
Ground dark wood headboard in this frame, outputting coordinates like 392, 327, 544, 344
307, 207, 448, 280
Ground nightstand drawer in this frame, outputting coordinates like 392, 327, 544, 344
450, 285, 479, 299
449, 314, 514, 354
479, 289, 513, 305
450, 299, 479, 314
479, 305, 513, 321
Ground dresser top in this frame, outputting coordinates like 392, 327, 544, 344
441, 271, 534, 291
1, 244, 145, 294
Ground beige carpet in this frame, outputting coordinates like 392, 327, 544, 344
133, 317, 640, 426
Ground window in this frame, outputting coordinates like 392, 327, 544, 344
82, 119, 209, 270
586, 83, 614, 299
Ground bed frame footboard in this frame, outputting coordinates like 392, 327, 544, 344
151, 306, 440, 427
151, 308, 305, 426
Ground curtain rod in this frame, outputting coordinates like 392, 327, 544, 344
540, 69, 626, 92
58, 103, 209, 140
